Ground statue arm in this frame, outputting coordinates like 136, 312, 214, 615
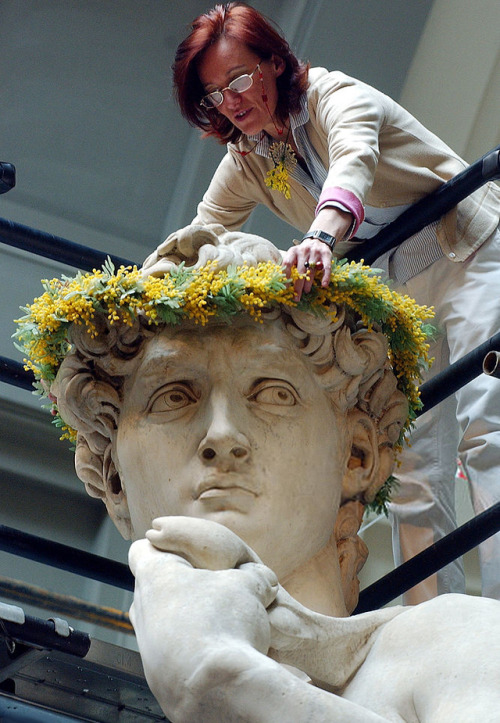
129, 517, 392, 723
168, 648, 392, 723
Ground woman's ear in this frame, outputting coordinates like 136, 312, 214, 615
271, 54, 286, 78
341, 411, 380, 502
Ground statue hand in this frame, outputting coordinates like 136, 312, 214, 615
128, 518, 397, 722
128, 517, 282, 720
144, 514, 262, 569
128, 517, 279, 655
134, 517, 329, 660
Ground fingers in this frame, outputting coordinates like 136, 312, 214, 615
282, 240, 333, 302
146, 516, 260, 570
128, 536, 193, 579
238, 562, 279, 608
128, 538, 152, 576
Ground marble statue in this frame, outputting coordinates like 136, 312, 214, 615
48, 226, 499, 722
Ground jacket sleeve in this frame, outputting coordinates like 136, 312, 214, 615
193, 151, 259, 231
309, 72, 389, 232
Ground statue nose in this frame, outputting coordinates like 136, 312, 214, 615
198, 396, 251, 465
201, 445, 249, 462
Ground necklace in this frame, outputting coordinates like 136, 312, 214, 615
234, 132, 264, 157
258, 66, 297, 198
265, 124, 297, 199
236, 67, 296, 197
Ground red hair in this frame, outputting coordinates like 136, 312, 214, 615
173, 2, 309, 144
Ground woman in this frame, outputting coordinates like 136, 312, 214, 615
143, 2, 500, 602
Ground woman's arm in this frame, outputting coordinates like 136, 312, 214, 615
193, 152, 258, 231
313, 72, 386, 210
282, 73, 389, 298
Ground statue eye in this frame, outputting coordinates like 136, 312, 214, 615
249, 381, 297, 407
149, 384, 198, 413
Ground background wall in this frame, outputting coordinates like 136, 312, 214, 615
1, 0, 499, 646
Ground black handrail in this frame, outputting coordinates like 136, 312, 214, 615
0, 147, 498, 275
419, 331, 500, 412
4, 326, 500, 416
1, 146, 499, 613
346, 144, 500, 264
0, 524, 134, 592
0, 215, 135, 271
1, 500, 499, 614
0, 355, 34, 392
355, 501, 500, 613
0, 608, 91, 658
0, 161, 15, 195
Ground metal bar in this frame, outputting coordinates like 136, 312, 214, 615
354, 500, 500, 614
1, 150, 499, 617
347, 145, 500, 265
4, 328, 500, 417
0, 694, 80, 722
0, 216, 135, 271
0, 526, 134, 592
418, 331, 500, 414
1, 147, 496, 276
0, 356, 34, 392
0, 577, 132, 634
0, 162, 16, 195
0, 613, 90, 658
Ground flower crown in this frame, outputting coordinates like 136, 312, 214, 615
14, 257, 433, 468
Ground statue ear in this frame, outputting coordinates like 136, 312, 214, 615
74, 434, 132, 539
341, 411, 381, 502
103, 447, 133, 540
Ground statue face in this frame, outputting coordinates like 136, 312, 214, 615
114, 317, 347, 579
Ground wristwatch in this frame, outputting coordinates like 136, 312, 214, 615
301, 229, 337, 250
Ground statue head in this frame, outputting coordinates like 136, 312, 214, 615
16, 224, 431, 612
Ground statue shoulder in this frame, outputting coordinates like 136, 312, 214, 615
343, 594, 500, 721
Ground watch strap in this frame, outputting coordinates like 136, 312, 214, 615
301, 230, 337, 250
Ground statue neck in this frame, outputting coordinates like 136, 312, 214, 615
280, 541, 348, 617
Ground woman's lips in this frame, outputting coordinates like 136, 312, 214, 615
234, 108, 252, 122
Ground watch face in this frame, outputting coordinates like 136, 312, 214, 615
317, 231, 336, 247
302, 231, 336, 248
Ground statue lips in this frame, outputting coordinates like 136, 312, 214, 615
195, 474, 258, 511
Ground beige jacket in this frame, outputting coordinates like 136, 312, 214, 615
194, 68, 499, 261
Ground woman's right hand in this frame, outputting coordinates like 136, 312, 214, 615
282, 207, 354, 300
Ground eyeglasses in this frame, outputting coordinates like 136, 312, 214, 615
200, 63, 261, 109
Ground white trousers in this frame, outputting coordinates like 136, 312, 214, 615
388, 226, 500, 604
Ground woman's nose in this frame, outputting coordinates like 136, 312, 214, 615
222, 89, 242, 110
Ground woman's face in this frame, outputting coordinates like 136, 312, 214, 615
197, 36, 285, 139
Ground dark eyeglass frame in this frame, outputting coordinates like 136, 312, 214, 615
200, 63, 262, 109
